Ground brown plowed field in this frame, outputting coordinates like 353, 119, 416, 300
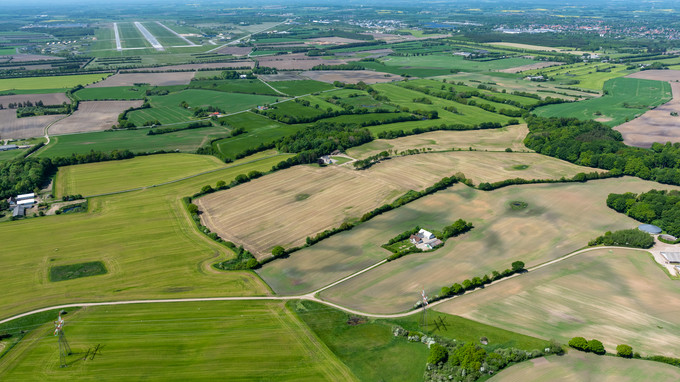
0, 93, 69, 106
49, 100, 143, 135
87, 73, 195, 87
0, 109, 64, 139
301, 70, 403, 84
617, 71, 680, 147
197, 151, 599, 258
214, 47, 253, 56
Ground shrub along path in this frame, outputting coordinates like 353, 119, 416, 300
0, 245, 652, 325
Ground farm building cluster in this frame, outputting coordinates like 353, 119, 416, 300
409, 229, 443, 251
6, 192, 35, 217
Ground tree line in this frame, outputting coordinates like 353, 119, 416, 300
607, 190, 680, 237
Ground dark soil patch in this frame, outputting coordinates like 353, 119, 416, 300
509, 201, 528, 210
49, 261, 107, 282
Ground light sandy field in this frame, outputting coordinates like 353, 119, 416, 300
301, 70, 403, 84
200, 150, 600, 259
49, 100, 143, 135
124, 61, 254, 72
615, 81, 680, 148
87, 72, 195, 87
214, 46, 253, 56
259, 177, 678, 305
256, 53, 361, 70
489, 42, 597, 56
366, 33, 451, 43
490, 352, 680, 382
347, 124, 531, 159
437, 248, 680, 357
0, 109, 64, 139
497, 61, 563, 73
627, 69, 680, 82
306, 37, 365, 44
0, 93, 68, 106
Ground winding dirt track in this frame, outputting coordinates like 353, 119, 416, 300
0, 246, 647, 325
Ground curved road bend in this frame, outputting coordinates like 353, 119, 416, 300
0, 246, 650, 325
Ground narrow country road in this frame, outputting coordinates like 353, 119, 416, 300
0, 246, 650, 325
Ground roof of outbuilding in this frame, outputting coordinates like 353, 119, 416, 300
638, 224, 662, 234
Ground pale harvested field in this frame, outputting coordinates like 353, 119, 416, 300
2, 54, 65, 62
347, 124, 531, 159
0, 92, 68, 106
615, 81, 680, 148
49, 100, 143, 135
87, 72, 195, 87
497, 61, 563, 73
491, 352, 680, 382
125, 61, 254, 72
261, 177, 677, 305
301, 70, 403, 84
437, 247, 680, 357
627, 69, 680, 82
214, 46, 253, 56
201, 150, 598, 259
259, 71, 304, 81
257, 53, 361, 70
489, 42, 596, 56
366, 33, 451, 43
335, 49, 394, 58
0, 109, 64, 139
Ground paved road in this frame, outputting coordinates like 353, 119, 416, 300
134, 22, 164, 51
0, 246, 649, 325
113, 23, 122, 52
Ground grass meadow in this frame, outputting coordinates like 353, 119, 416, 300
535, 78, 672, 126
0, 74, 110, 92
55, 153, 227, 197
381, 55, 538, 72
0, 301, 355, 381
269, 80, 335, 96
36, 125, 230, 157
524, 62, 633, 90
0, 154, 291, 320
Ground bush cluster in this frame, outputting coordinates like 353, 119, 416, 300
607, 190, 680, 237
432, 261, 525, 304
588, 229, 654, 248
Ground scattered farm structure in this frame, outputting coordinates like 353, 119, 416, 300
638, 224, 662, 234
660, 252, 680, 264
0, 144, 18, 151
409, 229, 443, 250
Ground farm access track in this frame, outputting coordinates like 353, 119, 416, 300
0, 246, 650, 325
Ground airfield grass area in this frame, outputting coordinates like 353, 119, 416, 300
438, 247, 680, 357
55, 153, 227, 197
346, 124, 531, 158
490, 351, 680, 382
198, 151, 592, 257
0, 301, 355, 381
0, 74, 110, 92
535, 77, 672, 126
259, 177, 678, 309
0, 154, 291, 320
36, 125, 230, 158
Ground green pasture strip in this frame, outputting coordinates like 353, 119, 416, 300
267, 80, 335, 96
534, 77, 671, 126
55, 153, 227, 197
0, 154, 288, 320
381, 55, 537, 72
524, 62, 633, 90
213, 112, 302, 159
361, 61, 454, 78
0, 149, 27, 162
0, 88, 70, 95
291, 300, 427, 382
36, 125, 229, 158
0, 301, 353, 381
0, 74, 110, 92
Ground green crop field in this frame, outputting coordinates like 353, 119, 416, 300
438, 247, 680, 357
381, 55, 538, 72
0, 301, 355, 381
524, 62, 633, 90
36, 125, 230, 157
0, 148, 27, 162
0, 154, 292, 319
268, 80, 335, 96
128, 89, 279, 125
535, 77, 672, 126
361, 61, 454, 78
260, 177, 679, 312
188, 79, 279, 95
0, 74, 110, 92
55, 153, 228, 197
491, 351, 680, 381
291, 300, 427, 382
213, 112, 303, 159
